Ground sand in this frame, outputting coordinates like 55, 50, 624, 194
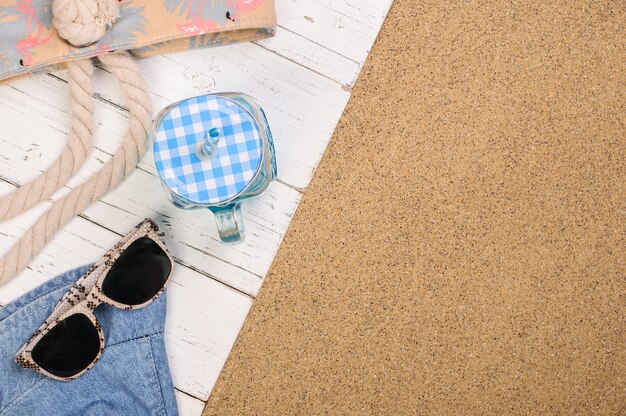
203, 1, 625, 414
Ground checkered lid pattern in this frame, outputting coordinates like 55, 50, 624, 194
154, 95, 264, 205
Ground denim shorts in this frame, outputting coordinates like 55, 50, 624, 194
0, 265, 178, 415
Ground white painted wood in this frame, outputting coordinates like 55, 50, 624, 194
82, 174, 300, 297
273, 0, 394, 85
1, 44, 351, 191
0, 1, 393, 414
255, 25, 360, 87
165, 262, 251, 400
175, 390, 206, 416
0, 74, 300, 296
100, 45, 351, 190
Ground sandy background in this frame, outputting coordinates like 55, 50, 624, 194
203, 0, 625, 414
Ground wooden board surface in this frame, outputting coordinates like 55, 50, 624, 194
0, 0, 393, 414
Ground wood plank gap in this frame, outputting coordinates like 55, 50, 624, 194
273, 24, 360, 66
47, 73, 132, 114
4, 84, 71, 135
253, 40, 352, 90
173, 256, 257, 300
0, 175, 259, 299
275, 178, 304, 193
179, 241, 263, 281
45, 69, 312, 197
72, 213, 259, 299
174, 388, 205, 405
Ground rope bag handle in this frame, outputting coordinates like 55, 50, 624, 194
0, 0, 153, 285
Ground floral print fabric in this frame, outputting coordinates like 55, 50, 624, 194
0, 0, 276, 83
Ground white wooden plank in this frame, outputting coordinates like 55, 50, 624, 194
0, 74, 301, 296
175, 390, 205, 416
253, 0, 393, 86
2, 44, 350, 192
255, 25, 360, 86
87, 43, 349, 190
275, 0, 394, 80
0, 201, 105, 303
82, 172, 299, 297
165, 264, 251, 400
0, 215, 252, 401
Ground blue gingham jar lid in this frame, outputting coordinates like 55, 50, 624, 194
154, 95, 264, 205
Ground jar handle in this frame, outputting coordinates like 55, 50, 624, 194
212, 203, 245, 243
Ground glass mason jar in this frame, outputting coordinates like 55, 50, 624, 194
153, 93, 277, 243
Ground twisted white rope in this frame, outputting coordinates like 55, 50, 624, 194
52, 0, 120, 47
0, 51, 152, 285
0, 59, 95, 221
0, 2, 151, 286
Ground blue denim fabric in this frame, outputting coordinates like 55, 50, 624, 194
0, 265, 178, 415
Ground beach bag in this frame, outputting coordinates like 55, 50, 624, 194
0, 0, 277, 285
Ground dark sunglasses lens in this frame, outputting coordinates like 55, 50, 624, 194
101, 236, 171, 306
31, 313, 100, 378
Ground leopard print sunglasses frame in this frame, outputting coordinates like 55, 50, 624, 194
15, 218, 174, 381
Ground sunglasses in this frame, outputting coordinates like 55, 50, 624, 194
16, 219, 174, 381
